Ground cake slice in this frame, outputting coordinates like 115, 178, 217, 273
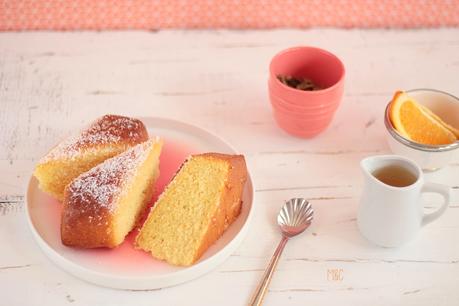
135, 153, 247, 266
61, 138, 163, 248
34, 114, 148, 201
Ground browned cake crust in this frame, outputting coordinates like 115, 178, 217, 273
61, 163, 125, 248
193, 153, 247, 263
61, 140, 158, 248
77, 114, 148, 148
45, 114, 149, 160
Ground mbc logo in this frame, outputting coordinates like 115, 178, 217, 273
327, 268, 344, 281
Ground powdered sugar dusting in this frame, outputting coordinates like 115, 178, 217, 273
65, 139, 155, 215
41, 115, 147, 162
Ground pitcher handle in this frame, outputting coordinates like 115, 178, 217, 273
421, 182, 450, 226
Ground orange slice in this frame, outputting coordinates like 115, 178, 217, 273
389, 91, 457, 145
419, 104, 459, 138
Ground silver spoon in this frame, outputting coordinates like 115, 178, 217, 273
248, 198, 314, 306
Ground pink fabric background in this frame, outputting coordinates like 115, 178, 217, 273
1, 0, 459, 30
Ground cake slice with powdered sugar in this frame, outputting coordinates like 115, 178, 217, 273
34, 114, 148, 201
61, 138, 163, 249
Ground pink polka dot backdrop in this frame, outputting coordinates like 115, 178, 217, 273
1, 0, 458, 30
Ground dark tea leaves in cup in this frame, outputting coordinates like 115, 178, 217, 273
277, 75, 321, 91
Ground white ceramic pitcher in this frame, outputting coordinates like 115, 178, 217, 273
357, 155, 450, 247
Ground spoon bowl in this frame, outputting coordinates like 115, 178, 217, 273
278, 198, 314, 237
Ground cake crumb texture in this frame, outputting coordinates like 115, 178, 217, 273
135, 153, 247, 266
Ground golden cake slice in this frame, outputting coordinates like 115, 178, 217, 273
135, 153, 247, 266
34, 114, 148, 201
61, 138, 163, 248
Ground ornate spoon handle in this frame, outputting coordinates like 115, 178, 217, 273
248, 236, 289, 306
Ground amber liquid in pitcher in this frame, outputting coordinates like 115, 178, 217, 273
372, 165, 417, 187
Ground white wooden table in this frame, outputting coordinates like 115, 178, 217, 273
1, 29, 458, 306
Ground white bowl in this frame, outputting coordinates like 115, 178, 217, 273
384, 89, 459, 171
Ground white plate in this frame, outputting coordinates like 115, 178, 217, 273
25, 117, 254, 290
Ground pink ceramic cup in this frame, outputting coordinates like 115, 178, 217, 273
268, 79, 340, 110
270, 98, 337, 119
268, 46, 345, 138
273, 111, 335, 138
269, 46, 345, 105
269, 92, 340, 115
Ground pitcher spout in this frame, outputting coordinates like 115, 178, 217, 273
360, 156, 381, 178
